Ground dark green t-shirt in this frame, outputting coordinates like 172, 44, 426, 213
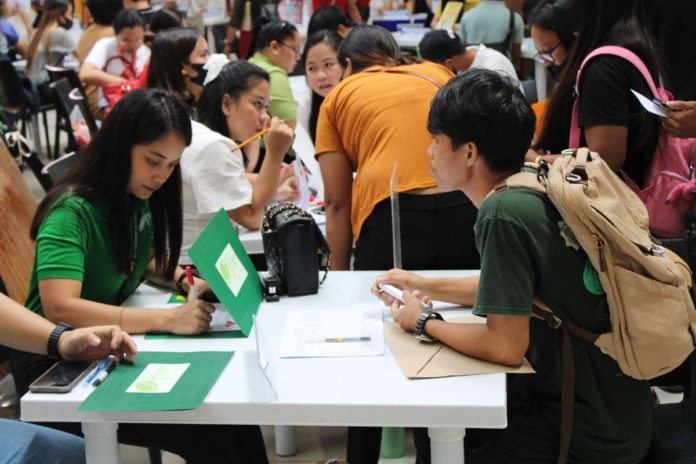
473, 188, 652, 464
25, 195, 154, 316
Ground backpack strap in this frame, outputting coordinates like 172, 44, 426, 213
569, 46, 661, 148
533, 298, 599, 464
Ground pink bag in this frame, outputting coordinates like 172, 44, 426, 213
569, 46, 696, 238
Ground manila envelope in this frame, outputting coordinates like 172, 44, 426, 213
385, 315, 535, 379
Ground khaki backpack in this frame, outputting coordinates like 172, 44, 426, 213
500, 147, 696, 464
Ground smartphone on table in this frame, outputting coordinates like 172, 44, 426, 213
29, 360, 96, 393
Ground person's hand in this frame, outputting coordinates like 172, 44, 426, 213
264, 117, 294, 160
279, 163, 295, 183
371, 269, 425, 306
193, 278, 216, 302
662, 101, 696, 138
390, 289, 432, 332
58, 326, 138, 363
275, 176, 299, 202
168, 286, 215, 335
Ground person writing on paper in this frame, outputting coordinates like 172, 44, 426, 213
10, 88, 270, 463
179, 60, 298, 264
373, 69, 652, 464
0, 292, 137, 464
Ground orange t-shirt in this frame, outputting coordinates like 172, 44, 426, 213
315, 61, 454, 240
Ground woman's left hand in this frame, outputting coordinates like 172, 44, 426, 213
390, 289, 432, 332
276, 176, 299, 202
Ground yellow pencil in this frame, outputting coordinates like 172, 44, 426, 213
236, 127, 270, 150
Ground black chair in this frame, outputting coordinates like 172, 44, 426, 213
45, 66, 98, 138
521, 79, 538, 104
0, 60, 57, 158
41, 151, 77, 184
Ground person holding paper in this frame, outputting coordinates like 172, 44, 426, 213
0, 292, 137, 464
662, 101, 696, 138
373, 69, 652, 464
10, 88, 270, 463
180, 60, 298, 264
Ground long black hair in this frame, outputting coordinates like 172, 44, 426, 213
534, 0, 661, 154
337, 25, 411, 73
31, 89, 192, 279
307, 6, 352, 37
246, 18, 298, 59
147, 27, 200, 101
196, 60, 270, 139
302, 30, 343, 143
526, 0, 576, 52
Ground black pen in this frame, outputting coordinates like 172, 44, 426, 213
92, 358, 117, 386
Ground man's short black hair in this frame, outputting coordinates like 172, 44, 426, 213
428, 68, 535, 173
113, 8, 143, 34
86, 0, 123, 25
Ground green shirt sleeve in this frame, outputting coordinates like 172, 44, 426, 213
35, 198, 89, 282
267, 69, 297, 121
473, 201, 535, 317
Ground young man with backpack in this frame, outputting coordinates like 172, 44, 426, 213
373, 68, 656, 464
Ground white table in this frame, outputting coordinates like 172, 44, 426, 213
21, 270, 506, 464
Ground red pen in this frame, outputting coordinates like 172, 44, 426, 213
185, 266, 196, 298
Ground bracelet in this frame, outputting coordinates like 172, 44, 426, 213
117, 308, 124, 328
534, 154, 542, 164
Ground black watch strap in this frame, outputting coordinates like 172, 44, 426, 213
414, 312, 444, 343
47, 322, 73, 360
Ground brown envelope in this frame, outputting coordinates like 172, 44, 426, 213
385, 315, 535, 379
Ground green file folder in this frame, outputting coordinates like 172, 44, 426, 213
79, 351, 233, 411
188, 208, 263, 336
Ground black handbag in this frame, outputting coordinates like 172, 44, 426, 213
262, 201, 330, 296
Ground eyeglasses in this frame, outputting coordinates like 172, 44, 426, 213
535, 42, 562, 65
280, 42, 301, 56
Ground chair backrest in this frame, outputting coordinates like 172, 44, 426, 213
0, 142, 37, 304
0, 60, 27, 111
46, 67, 98, 137
41, 151, 77, 184
521, 79, 538, 104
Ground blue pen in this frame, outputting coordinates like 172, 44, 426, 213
82, 358, 112, 386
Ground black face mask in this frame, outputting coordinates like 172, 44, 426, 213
189, 62, 207, 86
547, 63, 563, 80
60, 18, 73, 30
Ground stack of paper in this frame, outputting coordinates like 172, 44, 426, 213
280, 309, 385, 358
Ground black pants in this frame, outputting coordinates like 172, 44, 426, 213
413, 376, 587, 464
354, 191, 480, 272
348, 191, 479, 464
10, 350, 269, 464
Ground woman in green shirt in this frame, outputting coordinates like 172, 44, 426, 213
247, 19, 302, 129
10, 88, 269, 463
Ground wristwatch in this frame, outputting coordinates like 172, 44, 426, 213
47, 322, 73, 360
413, 311, 443, 343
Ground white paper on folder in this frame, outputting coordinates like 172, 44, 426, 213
292, 124, 324, 199
630, 89, 667, 117
280, 308, 385, 358
293, 157, 310, 210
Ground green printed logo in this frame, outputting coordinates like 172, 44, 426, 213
583, 260, 604, 295
134, 381, 158, 392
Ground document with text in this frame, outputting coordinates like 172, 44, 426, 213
280, 308, 385, 358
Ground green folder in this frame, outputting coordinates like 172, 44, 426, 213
79, 351, 233, 411
188, 208, 263, 337
145, 331, 245, 340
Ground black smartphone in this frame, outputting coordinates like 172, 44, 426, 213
29, 360, 96, 393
